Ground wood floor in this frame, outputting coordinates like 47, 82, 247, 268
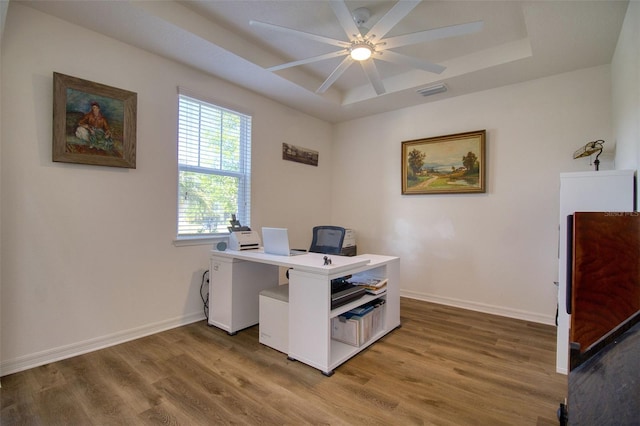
1, 298, 567, 425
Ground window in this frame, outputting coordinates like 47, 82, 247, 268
177, 91, 251, 237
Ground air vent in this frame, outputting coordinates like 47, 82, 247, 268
417, 83, 447, 97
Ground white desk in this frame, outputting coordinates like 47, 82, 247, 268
209, 249, 400, 375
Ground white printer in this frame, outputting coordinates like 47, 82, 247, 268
228, 230, 261, 251
341, 228, 357, 256
225, 214, 261, 251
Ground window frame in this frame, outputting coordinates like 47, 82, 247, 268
175, 88, 252, 244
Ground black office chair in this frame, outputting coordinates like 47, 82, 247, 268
309, 226, 356, 294
286, 226, 346, 281
309, 226, 346, 255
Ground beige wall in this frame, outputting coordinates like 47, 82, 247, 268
331, 65, 613, 323
0, 0, 9, 381
612, 0, 640, 201
0, 3, 332, 374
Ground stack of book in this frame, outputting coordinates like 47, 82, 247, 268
349, 277, 388, 295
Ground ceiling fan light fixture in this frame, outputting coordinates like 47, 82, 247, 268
350, 43, 372, 61
253, 0, 484, 95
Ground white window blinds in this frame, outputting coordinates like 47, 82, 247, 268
177, 92, 252, 236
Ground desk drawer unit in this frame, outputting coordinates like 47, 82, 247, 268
209, 255, 279, 334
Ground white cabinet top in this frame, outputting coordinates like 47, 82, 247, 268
560, 169, 636, 179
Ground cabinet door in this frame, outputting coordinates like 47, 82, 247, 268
570, 212, 640, 353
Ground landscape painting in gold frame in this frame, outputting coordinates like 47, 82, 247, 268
402, 130, 486, 194
53, 72, 137, 168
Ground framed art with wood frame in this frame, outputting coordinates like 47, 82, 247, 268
402, 130, 486, 194
53, 72, 137, 168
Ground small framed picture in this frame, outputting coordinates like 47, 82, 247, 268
52, 72, 137, 168
282, 143, 319, 166
402, 130, 486, 194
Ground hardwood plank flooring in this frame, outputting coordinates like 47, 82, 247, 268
1, 298, 567, 425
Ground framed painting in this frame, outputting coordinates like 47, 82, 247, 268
282, 143, 319, 166
53, 72, 137, 168
402, 130, 486, 194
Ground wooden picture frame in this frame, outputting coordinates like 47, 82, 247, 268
282, 143, 319, 166
53, 72, 137, 168
402, 130, 486, 194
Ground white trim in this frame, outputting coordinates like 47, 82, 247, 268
177, 86, 253, 118
0, 312, 205, 376
176, 92, 252, 237
400, 289, 556, 325
173, 235, 227, 247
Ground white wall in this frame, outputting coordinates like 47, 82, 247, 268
612, 0, 640, 200
332, 65, 613, 323
0, 0, 9, 381
0, 3, 333, 375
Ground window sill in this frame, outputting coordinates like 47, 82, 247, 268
173, 235, 228, 247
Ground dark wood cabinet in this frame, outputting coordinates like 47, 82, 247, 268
570, 212, 640, 353
562, 212, 640, 424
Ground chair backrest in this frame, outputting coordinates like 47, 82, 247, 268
309, 226, 346, 255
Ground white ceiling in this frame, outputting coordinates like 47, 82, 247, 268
18, 0, 629, 123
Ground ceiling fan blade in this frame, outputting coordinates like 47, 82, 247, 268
366, 0, 421, 42
375, 50, 445, 74
250, 20, 351, 48
329, 0, 362, 41
316, 55, 354, 93
268, 50, 349, 72
381, 21, 484, 50
360, 60, 386, 95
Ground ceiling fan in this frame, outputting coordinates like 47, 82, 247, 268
250, 0, 483, 95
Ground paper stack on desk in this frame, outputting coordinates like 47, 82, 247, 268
349, 278, 388, 295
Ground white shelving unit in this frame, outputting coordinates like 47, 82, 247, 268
288, 254, 400, 376
209, 250, 400, 375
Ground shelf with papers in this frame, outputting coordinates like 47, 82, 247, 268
288, 254, 400, 376
330, 292, 386, 318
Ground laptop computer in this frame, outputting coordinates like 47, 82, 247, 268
262, 227, 306, 256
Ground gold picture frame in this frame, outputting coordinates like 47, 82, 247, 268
402, 130, 486, 194
53, 72, 137, 168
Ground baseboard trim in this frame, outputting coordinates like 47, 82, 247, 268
401, 290, 556, 325
0, 312, 205, 376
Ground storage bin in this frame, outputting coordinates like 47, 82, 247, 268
331, 301, 385, 347
259, 284, 289, 353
